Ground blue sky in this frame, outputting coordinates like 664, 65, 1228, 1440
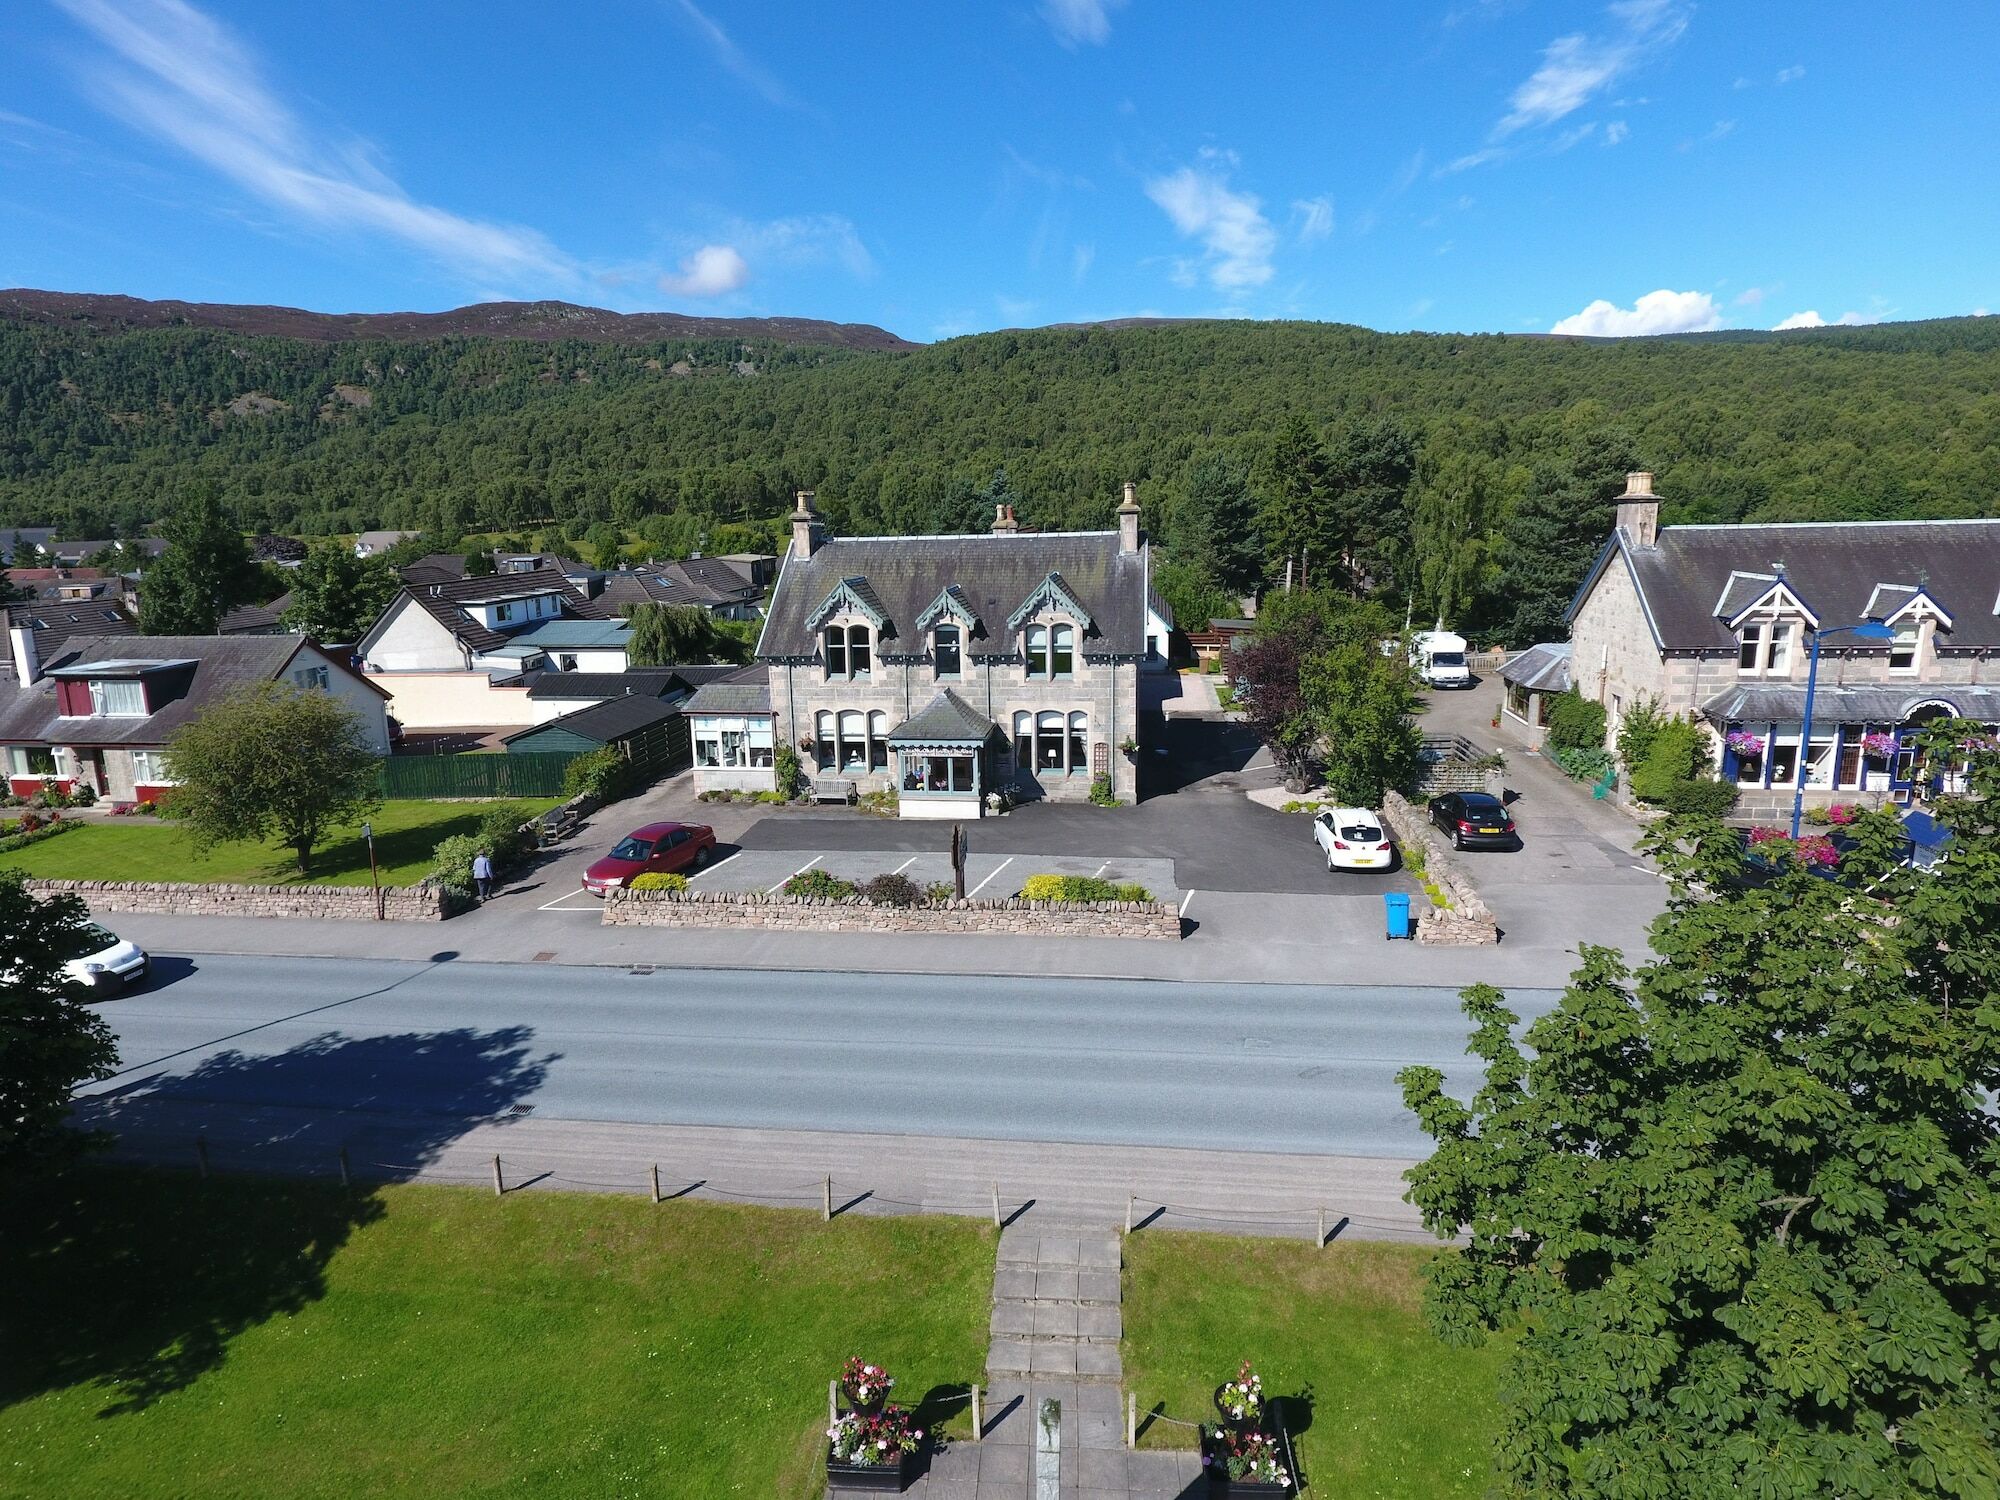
3, 1, 1996, 341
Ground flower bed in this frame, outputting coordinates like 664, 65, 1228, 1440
1200, 1361, 1292, 1495
827, 1359, 922, 1494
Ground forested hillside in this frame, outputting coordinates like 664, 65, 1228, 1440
4, 310, 1998, 642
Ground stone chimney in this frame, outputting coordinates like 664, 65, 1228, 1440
1117, 480, 1142, 554
8, 620, 40, 685
991, 503, 1019, 535
1614, 471, 1660, 548
789, 489, 821, 560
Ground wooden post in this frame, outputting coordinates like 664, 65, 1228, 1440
1317, 1206, 1326, 1249
338, 1146, 351, 1188
971, 1384, 983, 1441
492, 1154, 504, 1197
650, 1164, 662, 1204
822, 1174, 833, 1222
828, 1380, 838, 1430
1124, 1193, 1134, 1234
991, 1181, 1001, 1228
195, 1136, 210, 1179
1127, 1391, 1137, 1449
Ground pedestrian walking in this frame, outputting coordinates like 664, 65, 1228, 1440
471, 848, 495, 901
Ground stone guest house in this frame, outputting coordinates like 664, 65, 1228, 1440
737, 486, 1167, 817
1566, 474, 2000, 818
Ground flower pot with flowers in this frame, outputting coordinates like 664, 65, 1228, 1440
1213, 1361, 1265, 1432
1725, 729, 1765, 763
1201, 1426, 1292, 1496
826, 1404, 923, 1493
840, 1357, 896, 1416
1861, 731, 1899, 765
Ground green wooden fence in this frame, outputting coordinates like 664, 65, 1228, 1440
377, 752, 580, 800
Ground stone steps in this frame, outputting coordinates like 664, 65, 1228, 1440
986, 1224, 1125, 1385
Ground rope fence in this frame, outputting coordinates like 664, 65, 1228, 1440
145, 1132, 1434, 1243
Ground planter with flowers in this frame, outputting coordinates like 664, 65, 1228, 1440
1199, 1362, 1293, 1494
1725, 729, 1765, 764
826, 1404, 923, 1493
1861, 731, 1899, 764
840, 1357, 895, 1416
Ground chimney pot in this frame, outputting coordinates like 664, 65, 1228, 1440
790, 488, 821, 560
1622, 471, 1657, 498
1116, 481, 1142, 554
1615, 472, 1661, 548
992, 504, 1019, 535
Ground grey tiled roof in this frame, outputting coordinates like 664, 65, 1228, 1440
502, 693, 680, 746
1701, 682, 2000, 724
886, 688, 998, 744
1575, 520, 2000, 652
3, 601, 137, 660
681, 666, 773, 716
1500, 641, 1571, 693
759, 531, 1150, 663
524, 667, 692, 701
399, 565, 586, 655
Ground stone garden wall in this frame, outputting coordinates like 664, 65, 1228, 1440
1380, 791, 1501, 945
27, 878, 451, 922
603, 887, 1183, 939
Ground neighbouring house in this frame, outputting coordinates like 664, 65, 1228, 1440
716, 553, 778, 588
505, 617, 632, 673
7, 566, 109, 601
398, 552, 469, 587
35, 537, 167, 567
1498, 641, 1570, 748
0, 527, 58, 564
1562, 472, 2000, 818
354, 565, 588, 730
1186, 617, 1254, 669
500, 693, 689, 779
218, 593, 294, 636
354, 529, 418, 557
0, 628, 390, 803
522, 665, 719, 723
750, 485, 1157, 817
586, 557, 765, 621
682, 665, 776, 795
2, 600, 137, 664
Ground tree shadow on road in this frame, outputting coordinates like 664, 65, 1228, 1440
1, 1025, 551, 1418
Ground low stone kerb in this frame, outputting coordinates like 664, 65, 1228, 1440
603, 886, 1182, 939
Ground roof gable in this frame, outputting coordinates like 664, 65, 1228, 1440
1006, 570, 1096, 633
806, 576, 892, 634
1724, 576, 1820, 630
913, 584, 983, 637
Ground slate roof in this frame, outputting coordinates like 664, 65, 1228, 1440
395, 565, 587, 655
582, 560, 761, 616
511, 618, 632, 650
501, 693, 681, 747
0, 527, 57, 563
218, 598, 289, 634
398, 552, 468, 586
886, 688, 999, 744
680, 666, 773, 716
0, 633, 381, 746
758, 531, 1150, 663
524, 667, 692, 701
1571, 519, 2000, 652
1701, 682, 2000, 724
1500, 641, 1572, 693
2, 600, 136, 661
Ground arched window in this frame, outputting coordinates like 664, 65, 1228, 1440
1068, 712, 1088, 775
1013, 711, 1032, 769
838, 710, 867, 771
1051, 624, 1075, 677
868, 710, 889, 771
934, 624, 962, 678
847, 624, 872, 678
1024, 625, 1048, 677
814, 710, 835, 770
1037, 710, 1066, 771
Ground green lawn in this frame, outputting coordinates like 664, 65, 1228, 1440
0, 1171, 994, 1500
1122, 1230, 1506, 1499
0, 797, 559, 886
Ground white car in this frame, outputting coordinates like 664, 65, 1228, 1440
60, 922, 149, 991
1312, 808, 1395, 872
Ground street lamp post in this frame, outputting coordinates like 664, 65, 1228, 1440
1791, 620, 1895, 839
362, 819, 384, 920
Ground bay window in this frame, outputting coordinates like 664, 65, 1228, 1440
694, 717, 775, 769
837, 710, 868, 772
815, 711, 835, 770
868, 710, 889, 772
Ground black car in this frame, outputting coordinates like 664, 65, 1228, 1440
1428, 791, 1517, 850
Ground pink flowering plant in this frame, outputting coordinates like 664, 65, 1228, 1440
839, 1357, 895, 1408
827, 1405, 922, 1467
1861, 731, 1899, 759
1724, 729, 1765, 759
1796, 834, 1841, 868
1824, 802, 1859, 825
1216, 1360, 1265, 1424
1204, 1428, 1291, 1486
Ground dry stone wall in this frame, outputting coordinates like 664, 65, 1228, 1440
27, 878, 450, 922
1380, 791, 1501, 945
603, 887, 1182, 939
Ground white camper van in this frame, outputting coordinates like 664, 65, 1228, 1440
1412, 629, 1471, 689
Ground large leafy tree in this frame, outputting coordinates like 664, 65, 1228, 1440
281, 543, 398, 645
1326, 417, 1419, 592
0, 874, 119, 1179
1409, 450, 1507, 629
1175, 451, 1264, 598
1398, 739, 2000, 1498
138, 486, 260, 634
622, 601, 751, 666
1238, 591, 1415, 798
165, 682, 383, 875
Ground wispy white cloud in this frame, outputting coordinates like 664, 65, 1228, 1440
671, 0, 795, 108
1775, 64, 1806, 84
1041, 0, 1124, 47
1072, 243, 1095, 283
1551, 288, 1723, 337
1773, 309, 1876, 330
995, 294, 1036, 323
1495, 1, 1688, 137
1734, 285, 1768, 307
657, 244, 749, 298
54, 0, 574, 290
1551, 121, 1598, 151
1292, 195, 1334, 243
1145, 151, 1276, 291
731, 213, 873, 280
1604, 119, 1630, 145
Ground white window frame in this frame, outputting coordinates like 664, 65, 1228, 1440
293, 664, 330, 691
89, 678, 147, 717
933, 624, 962, 679
1888, 621, 1919, 674
129, 749, 177, 785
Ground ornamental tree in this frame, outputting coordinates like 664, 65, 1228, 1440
1398, 734, 1999, 1498
138, 486, 260, 634
281, 543, 398, 645
0, 873, 119, 1180
165, 682, 382, 875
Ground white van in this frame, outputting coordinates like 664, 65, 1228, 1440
1412, 629, 1471, 689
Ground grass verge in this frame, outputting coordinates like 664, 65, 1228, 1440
1122, 1229, 1504, 1499
0, 797, 559, 886
0, 1169, 993, 1500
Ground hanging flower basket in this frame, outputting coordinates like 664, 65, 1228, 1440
1860, 732, 1899, 760
1724, 730, 1764, 759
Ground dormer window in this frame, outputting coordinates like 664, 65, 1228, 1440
1737, 620, 1794, 675
1889, 621, 1919, 673
934, 624, 962, 678
89, 679, 147, 716
824, 623, 871, 680
1023, 623, 1075, 680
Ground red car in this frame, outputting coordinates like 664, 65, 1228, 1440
581, 821, 717, 894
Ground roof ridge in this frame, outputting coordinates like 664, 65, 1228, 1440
1669, 517, 2000, 532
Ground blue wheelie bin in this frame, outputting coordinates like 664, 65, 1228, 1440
1384, 890, 1412, 940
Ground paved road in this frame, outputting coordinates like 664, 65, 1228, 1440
81, 954, 1557, 1161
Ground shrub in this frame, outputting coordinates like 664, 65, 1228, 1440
924, 880, 955, 902
1629, 717, 1711, 804
1655, 778, 1739, 817
861, 872, 922, 906
1551, 746, 1616, 783
67, 782, 97, 808
1020, 873, 1153, 903
17, 808, 41, 834
1615, 696, 1670, 772
629, 871, 689, 892
0, 816, 75, 855
781, 868, 857, 899
431, 833, 480, 896
475, 803, 532, 871
772, 742, 806, 801
859, 786, 899, 817
1088, 773, 1118, 807
1545, 690, 1608, 753
563, 746, 632, 802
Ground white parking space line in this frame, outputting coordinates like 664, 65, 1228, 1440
1092, 861, 1109, 878
966, 856, 1014, 898
890, 856, 918, 876
1179, 889, 1196, 917
688, 849, 741, 885
768, 854, 822, 895
536, 887, 600, 912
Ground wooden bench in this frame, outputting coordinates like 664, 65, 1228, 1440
809, 776, 858, 805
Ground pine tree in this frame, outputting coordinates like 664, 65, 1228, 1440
138, 487, 260, 635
